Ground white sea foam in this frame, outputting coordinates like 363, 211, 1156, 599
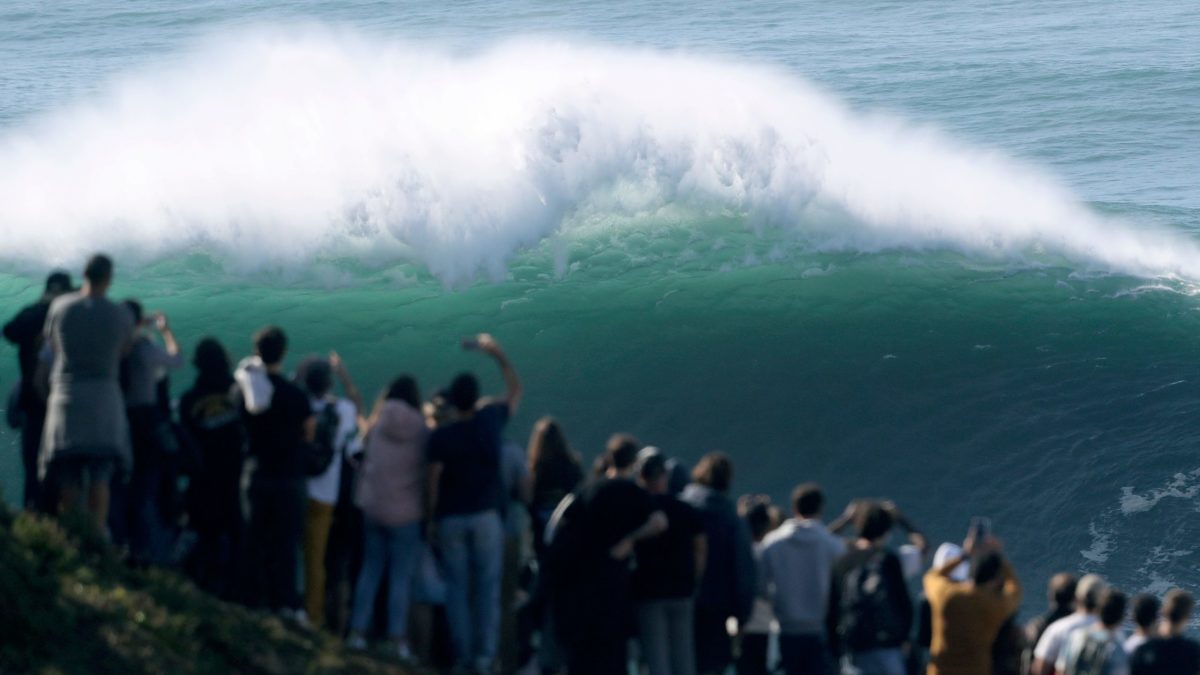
1, 28, 1197, 285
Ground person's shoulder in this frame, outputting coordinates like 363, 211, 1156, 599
334, 396, 357, 418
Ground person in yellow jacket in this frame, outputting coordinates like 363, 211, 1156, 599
924, 535, 1022, 675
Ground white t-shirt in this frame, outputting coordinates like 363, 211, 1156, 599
1123, 632, 1148, 656
306, 397, 361, 505
1034, 612, 1098, 665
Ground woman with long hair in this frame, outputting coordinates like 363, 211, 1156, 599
178, 336, 245, 598
347, 375, 428, 659
527, 417, 583, 556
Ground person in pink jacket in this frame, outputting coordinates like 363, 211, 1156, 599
347, 376, 429, 659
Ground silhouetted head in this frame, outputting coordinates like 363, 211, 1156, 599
1076, 574, 1107, 613
637, 449, 669, 493
83, 254, 114, 293
1096, 589, 1127, 629
529, 417, 581, 481
740, 494, 775, 542
692, 452, 733, 493
300, 357, 333, 397
253, 326, 288, 366
192, 337, 232, 381
605, 433, 641, 474
1164, 589, 1195, 628
665, 459, 691, 496
971, 551, 1005, 588
855, 501, 894, 543
1048, 573, 1078, 610
1131, 593, 1161, 632
381, 375, 420, 409
791, 483, 825, 519
44, 271, 73, 297
448, 373, 479, 412
123, 299, 144, 326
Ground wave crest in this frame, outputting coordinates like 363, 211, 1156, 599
0, 29, 1195, 284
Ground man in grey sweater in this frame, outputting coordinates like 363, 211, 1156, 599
760, 483, 851, 675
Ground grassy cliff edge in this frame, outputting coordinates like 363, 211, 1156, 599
0, 505, 410, 674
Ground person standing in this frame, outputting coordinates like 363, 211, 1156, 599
1032, 574, 1107, 675
1123, 594, 1160, 657
348, 375, 429, 659
680, 452, 757, 675
178, 337, 245, 599
633, 449, 706, 675
1130, 589, 1200, 675
426, 333, 522, 674
3, 270, 73, 511
116, 300, 183, 564
736, 494, 782, 675
237, 326, 315, 618
924, 536, 1022, 675
39, 255, 133, 533
826, 502, 914, 675
548, 434, 667, 675
760, 484, 849, 675
298, 353, 363, 629
1058, 589, 1129, 675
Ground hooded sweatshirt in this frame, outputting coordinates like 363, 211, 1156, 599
680, 483, 758, 623
760, 518, 847, 635
355, 399, 429, 527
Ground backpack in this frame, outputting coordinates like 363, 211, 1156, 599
305, 401, 341, 477
836, 551, 908, 652
1063, 631, 1117, 675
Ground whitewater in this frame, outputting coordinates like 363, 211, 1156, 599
0, 31, 1196, 283
2, 0, 1200, 617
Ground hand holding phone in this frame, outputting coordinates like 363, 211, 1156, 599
967, 516, 992, 553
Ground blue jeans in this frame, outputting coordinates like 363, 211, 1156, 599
350, 519, 421, 640
439, 510, 503, 670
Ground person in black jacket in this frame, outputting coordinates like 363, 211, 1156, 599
2, 270, 73, 511
680, 452, 757, 675
826, 501, 913, 675
178, 337, 245, 599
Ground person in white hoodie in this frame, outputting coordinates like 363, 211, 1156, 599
347, 375, 430, 659
760, 483, 853, 675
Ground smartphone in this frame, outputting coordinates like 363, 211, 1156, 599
461, 337, 480, 351
969, 517, 992, 547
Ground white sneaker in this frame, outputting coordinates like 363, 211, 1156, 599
347, 634, 367, 651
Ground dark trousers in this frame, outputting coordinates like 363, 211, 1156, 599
779, 633, 832, 675
20, 404, 45, 511
695, 606, 734, 675
563, 560, 632, 675
738, 633, 770, 675
248, 476, 306, 611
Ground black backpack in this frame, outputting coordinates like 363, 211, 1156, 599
836, 551, 908, 652
305, 401, 341, 477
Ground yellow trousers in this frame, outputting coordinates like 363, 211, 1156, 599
303, 499, 335, 627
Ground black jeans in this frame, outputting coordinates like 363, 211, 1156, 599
779, 633, 833, 675
738, 633, 770, 675
248, 475, 306, 611
20, 402, 45, 511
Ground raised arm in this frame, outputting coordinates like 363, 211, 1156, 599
475, 334, 523, 414
883, 500, 928, 554
329, 351, 365, 413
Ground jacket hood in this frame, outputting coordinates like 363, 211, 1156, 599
770, 518, 832, 544
374, 399, 427, 442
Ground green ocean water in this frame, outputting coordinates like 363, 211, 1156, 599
2, 0, 1200, 610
